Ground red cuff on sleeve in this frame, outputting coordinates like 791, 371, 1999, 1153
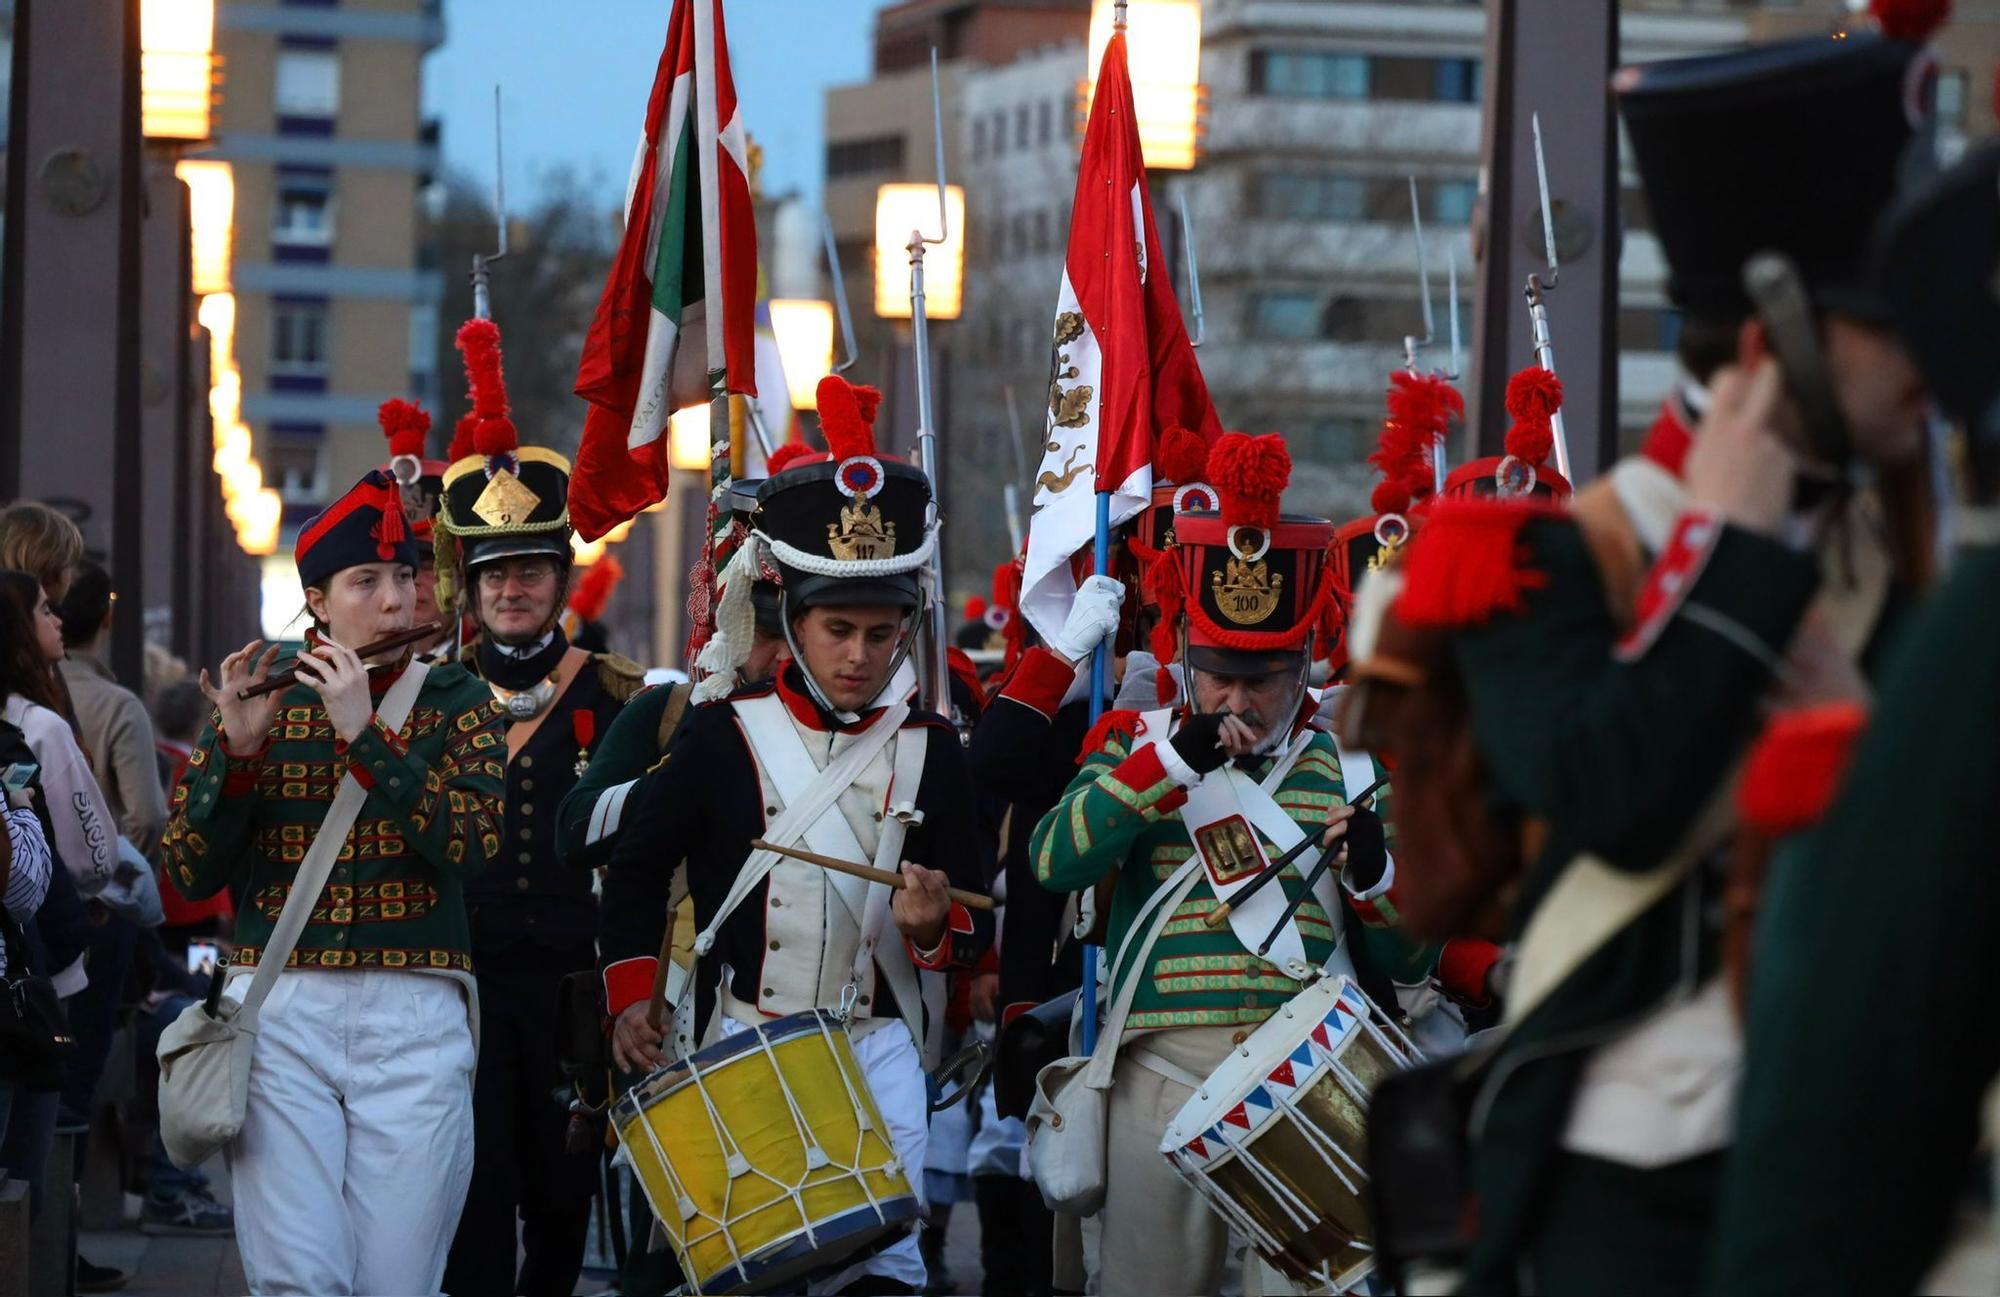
1001, 646, 1078, 718
604, 956, 659, 1019
1106, 744, 1188, 813
1617, 510, 1723, 662
1436, 937, 1502, 1009
906, 902, 976, 970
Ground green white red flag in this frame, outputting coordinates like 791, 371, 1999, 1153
571, 0, 758, 540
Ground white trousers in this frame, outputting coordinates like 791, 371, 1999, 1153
229, 970, 476, 1296
717, 1015, 931, 1293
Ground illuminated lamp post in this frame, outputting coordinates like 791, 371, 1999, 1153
1084, 0, 1206, 171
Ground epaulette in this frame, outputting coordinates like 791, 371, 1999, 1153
591, 652, 648, 703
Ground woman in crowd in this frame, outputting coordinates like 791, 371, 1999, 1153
158, 470, 507, 1297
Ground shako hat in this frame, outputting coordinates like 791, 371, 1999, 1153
1876, 139, 2000, 444
752, 374, 935, 613
1440, 364, 1573, 504
1615, 14, 1941, 319
295, 469, 419, 591
436, 318, 574, 573
376, 398, 449, 552
1172, 433, 1333, 678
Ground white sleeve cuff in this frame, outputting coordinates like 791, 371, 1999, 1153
1152, 736, 1204, 790
1342, 851, 1396, 901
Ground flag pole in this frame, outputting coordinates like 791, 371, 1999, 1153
1082, 0, 1134, 1059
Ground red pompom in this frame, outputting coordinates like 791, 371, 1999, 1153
1078, 708, 1144, 762
1386, 371, 1464, 441
1738, 702, 1869, 837
992, 557, 1022, 617
964, 595, 989, 621
377, 399, 431, 459
449, 412, 477, 462
765, 441, 819, 476
1371, 478, 1412, 517
1505, 366, 1564, 423
1394, 499, 1557, 629
567, 555, 624, 623
455, 318, 517, 456
816, 375, 881, 463
1156, 424, 1210, 486
1208, 432, 1291, 531
1504, 419, 1555, 467
1870, 0, 1950, 43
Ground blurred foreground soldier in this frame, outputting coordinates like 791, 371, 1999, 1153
1030, 434, 1423, 1296
1342, 11, 1946, 1294
599, 376, 992, 1294
158, 469, 506, 1295
1708, 141, 2000, 1296
433, 318, 644, 1297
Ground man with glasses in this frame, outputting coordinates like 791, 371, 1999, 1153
431, 318, 646, 1297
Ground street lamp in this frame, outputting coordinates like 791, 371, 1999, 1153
768, 299, 836, 409
177, 160, 233, 295
141, 0, 218, 142
1085, 0, 1205, 171
668, 403, 712, 472
874, 184, 964, 320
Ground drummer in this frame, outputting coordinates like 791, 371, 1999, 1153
1029, 434, 1426, 1296
598, 375, 994, 1293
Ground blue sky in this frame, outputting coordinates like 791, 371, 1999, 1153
425, 0, 873, 208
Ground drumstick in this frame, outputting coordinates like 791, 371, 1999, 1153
749, 840, 997, 911
237, 622, 445, 698
1203, 773, 1389, 929
1256, 840, 1347, 957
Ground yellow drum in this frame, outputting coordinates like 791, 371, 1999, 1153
611, 1009, 918, 1293
1160, 975, 1423, 1294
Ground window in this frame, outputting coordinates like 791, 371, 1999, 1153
1036, 99, 1053, 146
972, 117, 987, 160
1301, 416, 1372, 462
1937, 68, 1968, 125
266, 435, 326, 503
408, 303, 438, 398
1032, 209, 1050, 253
826, 134, 905, 178
991, 111, 1007, 156
1261, 173, 1367, 221
1015, 105, 1030, 149
1617, 306, 1683, 353
273, 173, 333, 245
1432, 58, 1480, 104
274, 50, 340, 118
1249, 291, 1321, 340
1431, 179, 1477, 225
271, 300, 329, 374
1253, 51, 1369, 100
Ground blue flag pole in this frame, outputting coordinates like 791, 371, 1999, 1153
1079, 488, 1111, 1053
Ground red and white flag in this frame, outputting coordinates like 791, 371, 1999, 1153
571, 0, 758, 540
1020, 30, 1220, 641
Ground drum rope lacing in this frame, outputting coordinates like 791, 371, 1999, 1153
624, 1010, 906, 1289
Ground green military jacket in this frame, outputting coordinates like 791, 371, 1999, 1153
1709, 543, 2000, 1295
160, 662, 507, 974
1030, 710, 1415, 1032
554, 680, 686, 871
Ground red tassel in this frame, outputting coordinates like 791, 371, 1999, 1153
1078, 708, 1145, 762
1869, 0, 1950, 42
1738, 702, 1869, 837
372, 483, 410, 560
455, 319, 518, 457
1504, 418, 1555, 467
1371, 478, 1412, 517
1208, 432, 1291, 531
1394, 499, 1557, 629
1504, 366, 1564, 423
1156, 424, 1210, 486
816, 375, 880, 462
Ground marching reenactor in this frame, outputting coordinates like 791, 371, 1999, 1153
1028, 433, 1420, 1296
433, 317, 647, 1297
1340, 11, 1946, 1293
1708, 140, 2000, 1296
598, 375, 994, 1293
159, 469, 506, 1295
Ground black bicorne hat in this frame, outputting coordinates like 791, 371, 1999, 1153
1616, 28, 1935, 319
295, 469, 420, 590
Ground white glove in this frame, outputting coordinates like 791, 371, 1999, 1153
1046, 574, 1126, 664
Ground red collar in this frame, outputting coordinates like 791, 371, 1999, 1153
773, 664, 890, 734
1639, 394, 1695, 478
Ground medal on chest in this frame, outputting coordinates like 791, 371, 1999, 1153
571, 709, 596, 777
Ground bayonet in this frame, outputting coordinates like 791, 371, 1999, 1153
1525, 112, 1572, 481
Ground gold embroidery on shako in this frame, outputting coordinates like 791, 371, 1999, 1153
828, 498, 896, 561
471, 469, 542, 527
1213, 529, 1284, 625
